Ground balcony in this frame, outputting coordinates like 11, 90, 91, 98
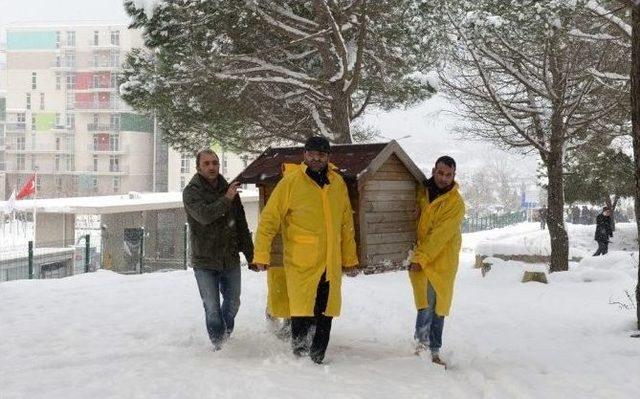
71, 83, 118, 93
73, 101, 123, 111
6, 147, 73, 155
87, 144, 128, 155
5, 123, 26, 132
51, 62, 76, 71
87, 123, 120, 132
83, 165, 129, 176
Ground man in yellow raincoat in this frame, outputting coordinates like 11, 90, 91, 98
252, 136, 359, 364
409, 156, 465, 368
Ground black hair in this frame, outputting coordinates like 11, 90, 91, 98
435, 155, 456, 170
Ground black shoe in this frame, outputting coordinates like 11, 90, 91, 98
293, 347, 309, 358
310, 353, 324, 364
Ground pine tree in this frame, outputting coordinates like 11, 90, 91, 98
119, 0, 445, 152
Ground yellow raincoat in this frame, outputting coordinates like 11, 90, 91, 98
254, 162, 359, 317
409, 183, 465, 316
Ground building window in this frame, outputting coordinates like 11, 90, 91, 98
109, 156, 119, 172
55, 137, 61, 151
16, 137, 25, 150
66, 113, 75, 130
93, 31, 99, 46
55, 176, 63, 191
55, 113, 61, 128
110, 30, 120, 46
39, 93, 45, 110
113, 176, 120, 193
32, 72, 37, 90
31, 116, 36, 131
17, 113, 26, 123
109, 114, 120, 130
109, 134, 119, 151
55, 155, 60, 171
55, 73, 61, 90
31, 155, 37, 170
92, 177, 98, 192
111, 73, 118, 90
64, 52, 75, 68
55, 55, 61, 67
26, 93, 31, 110
93, 53, 100, 68
55, 31, 60, 49
67, 155, 74, 171
17, 155, 25, 170
180, 176, 186, 190
72, 175, 78, 190
110, 52, 120, 67
66, 74, 76, 89
180, 153, 190, 174
93, 74, 100, 89
66, 31, 75, 47
93, 113, 99, 124
93, 155, 98, 172
36, 176, 42, 192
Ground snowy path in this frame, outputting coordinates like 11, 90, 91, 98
1, 224, 639, 398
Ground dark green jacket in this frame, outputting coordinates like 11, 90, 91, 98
183, 173, 253, 270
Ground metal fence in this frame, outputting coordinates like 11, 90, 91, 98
462, 210, 528, 233
0, 235, 96, 282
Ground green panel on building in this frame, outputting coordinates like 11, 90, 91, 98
121, 113, 153, 133
7, 31, 57, 50
35, 113, 55, 132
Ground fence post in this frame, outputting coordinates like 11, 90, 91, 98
139, 227, 145, 274
183, 223, 188, 270
28, 241, 34, 279
84, 234, 91, 273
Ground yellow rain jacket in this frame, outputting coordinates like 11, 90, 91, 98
254, 162, 359, 317
409, 183, 465, 316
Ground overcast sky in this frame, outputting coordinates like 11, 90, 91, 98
0, 0, 538, 182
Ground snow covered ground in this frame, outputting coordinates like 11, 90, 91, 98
1, 223, 639, 399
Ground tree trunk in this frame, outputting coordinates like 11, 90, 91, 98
331, 92, 352, 144
630, 5, 640, 330
546, 150, 570, 272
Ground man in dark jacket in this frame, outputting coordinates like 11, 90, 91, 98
183, 149, 253, 350
593, 207, 613, 256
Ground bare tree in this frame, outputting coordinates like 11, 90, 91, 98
436, 1, 629, 272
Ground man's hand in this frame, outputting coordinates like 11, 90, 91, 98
225, 181, 241, 200
250, 263, 268, 272
343, 266, 360, 277
408, 262, 422, 272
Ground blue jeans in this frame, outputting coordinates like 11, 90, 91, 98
414, 282, 445, 354
193, 266, 241, 346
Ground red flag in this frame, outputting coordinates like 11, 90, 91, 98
17, 174, 36, 200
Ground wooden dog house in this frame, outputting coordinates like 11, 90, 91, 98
236, 140, 427, 272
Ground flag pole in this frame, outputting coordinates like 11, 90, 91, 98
33, 171, 38, 246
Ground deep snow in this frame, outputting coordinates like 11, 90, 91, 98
1, 223, 639, 399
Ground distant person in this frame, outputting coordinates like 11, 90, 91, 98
581, 206, 590, 225
571, 206, 580, 224
593, 207, 613, 256
183, 149, 254, 350
409, 156, 465, 369
539, 206, 547, 230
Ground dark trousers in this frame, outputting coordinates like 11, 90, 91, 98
291, 272, 332, 363
593, 240, 609, 256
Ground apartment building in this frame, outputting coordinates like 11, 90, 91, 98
3, 24, 153, 197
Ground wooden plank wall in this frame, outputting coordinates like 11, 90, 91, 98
362, 154, 417, 270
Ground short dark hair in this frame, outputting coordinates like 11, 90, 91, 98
435, 155, 456, 170
196, 149, 219, 168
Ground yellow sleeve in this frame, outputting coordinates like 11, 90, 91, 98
340, 184, 359, 267
416, 184, 428, 210
253, 179, 289, 265
411, 196, 465, 266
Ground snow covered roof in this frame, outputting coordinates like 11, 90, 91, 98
1, 190, 259, 215
237, 140, 426, 185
